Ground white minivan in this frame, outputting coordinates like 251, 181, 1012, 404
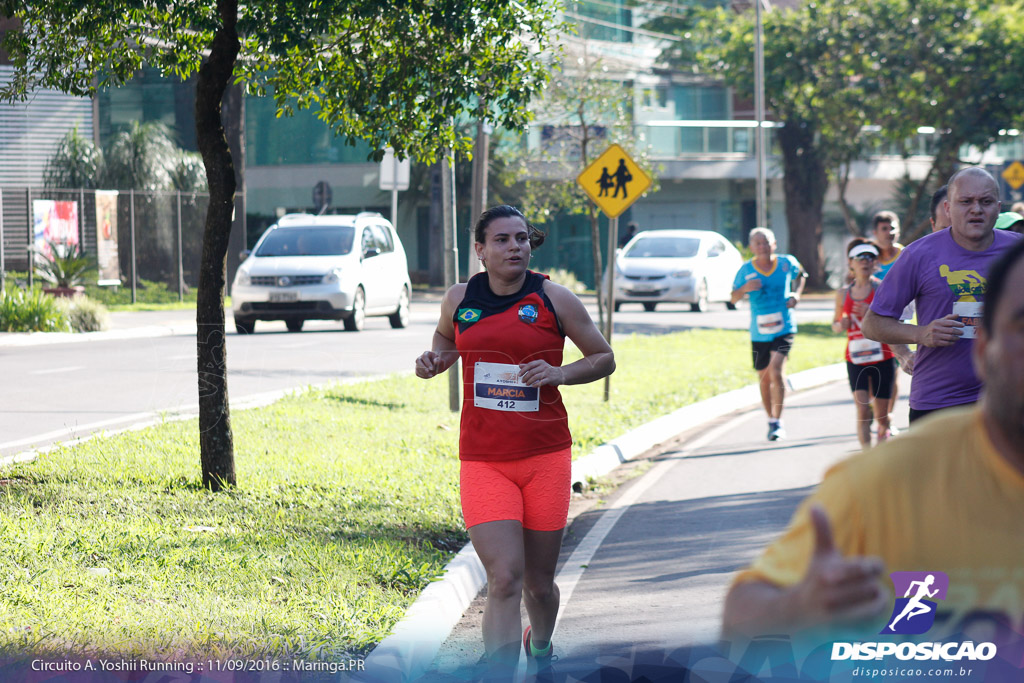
231, 213, 412, 333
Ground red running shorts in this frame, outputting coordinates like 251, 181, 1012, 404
459, 446, 572, 531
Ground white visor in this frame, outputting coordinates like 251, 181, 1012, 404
848, 243, 879, 259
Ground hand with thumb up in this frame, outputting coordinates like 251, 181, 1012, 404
723, 504, 889, 636
787, 505, 889, 627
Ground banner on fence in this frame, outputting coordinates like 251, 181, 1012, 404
32, 199, 79, 264
95, 190, 120, 284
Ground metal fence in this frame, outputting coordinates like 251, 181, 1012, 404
0, 187, 211, 301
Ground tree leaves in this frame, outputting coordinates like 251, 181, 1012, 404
0, 0, 564, 162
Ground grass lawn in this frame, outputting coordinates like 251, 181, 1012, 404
0, 323, 844, 665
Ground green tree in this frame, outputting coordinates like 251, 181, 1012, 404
100, 121, 207, 191
694, 2, 880, 287
2, 0, 559, 490
688, 0, 1024, 275
44, 121, 208, 286
42, 126, 101, 189
862, 0, 1024, 240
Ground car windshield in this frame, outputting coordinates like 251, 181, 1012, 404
255, 227, 355, 257
625, 236, 700, 258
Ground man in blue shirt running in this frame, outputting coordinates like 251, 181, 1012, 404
731, 227, 808, 441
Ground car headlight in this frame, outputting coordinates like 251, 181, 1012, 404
670, 269, 692, 278
236, 269, 251, 286
324, 267, 343, 284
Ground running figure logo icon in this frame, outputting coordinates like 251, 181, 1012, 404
881, 571, 949, 635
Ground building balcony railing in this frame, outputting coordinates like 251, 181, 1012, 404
636, 121, 1024, 162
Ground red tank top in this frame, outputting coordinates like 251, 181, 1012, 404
453, 271, 572, 461
843, 284, 893, 364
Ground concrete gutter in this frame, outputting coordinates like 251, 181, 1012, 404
357, 362, 847, 682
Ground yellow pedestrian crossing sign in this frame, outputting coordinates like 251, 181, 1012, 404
577, 144, 652, 218
1002, 161, 1024, 190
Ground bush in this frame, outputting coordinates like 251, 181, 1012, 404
83, 278, 193, 306
545, 267, 589, 294
0, 286, 71, 332
35, 240, 95, 288
57, 294, 111, 332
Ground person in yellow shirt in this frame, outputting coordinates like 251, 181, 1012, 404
723, 238, 1024, 648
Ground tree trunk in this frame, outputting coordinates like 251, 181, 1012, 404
222, 82, 247, 290
577, 113, 606, 334
903, 143, 959, 244
194, 0, 239, 491
835, 162, 860, 237
777, 121, 828, 289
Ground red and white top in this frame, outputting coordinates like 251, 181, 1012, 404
453, 271, 571, 461
843, 285, 893, 365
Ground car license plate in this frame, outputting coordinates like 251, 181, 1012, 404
268, 291, 298, 303
632, 283, 656, 292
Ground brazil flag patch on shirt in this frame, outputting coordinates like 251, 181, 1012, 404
458, 308, 482, 323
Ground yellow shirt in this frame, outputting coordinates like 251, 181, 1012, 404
734, 408, 1024, 637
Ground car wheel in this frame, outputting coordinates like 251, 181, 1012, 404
690, 279, 709, 312
613, 301, 621, 313
643, 302, 657, 312
343, 286, 366, 332
285, 319, 304, 332
726, 301, 738, 311
234, 318, 255, 335
389, 286, 410, 329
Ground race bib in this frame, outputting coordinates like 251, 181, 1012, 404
952, 301, 982, 339
756, 312, 784, 335
849, 337, 885, 365
474, 362, 539, 412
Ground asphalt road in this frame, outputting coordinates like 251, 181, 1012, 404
0, 296, 834, 458
0, 311, 437, 457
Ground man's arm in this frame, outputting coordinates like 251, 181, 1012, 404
787, 270, 808, 308
722, 506, 888, 637
861, 310, 964, 348
731, 278, 761, 305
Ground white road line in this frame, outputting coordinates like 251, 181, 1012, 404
29, 365, 84, 375
0, 373, 397, 465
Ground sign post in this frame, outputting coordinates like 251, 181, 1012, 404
379, 148, 411, 226
1001, 161, 1024, 205
576, 143, 652, 401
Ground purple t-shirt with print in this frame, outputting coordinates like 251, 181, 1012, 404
870, 228, 1022, 410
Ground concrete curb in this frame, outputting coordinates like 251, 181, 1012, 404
0, 324, 197, 347
359, 362, 847, 682
356, 544, 487, 683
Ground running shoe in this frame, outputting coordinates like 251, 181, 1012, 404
522, 626, 556, 670
768, 423, 786, 441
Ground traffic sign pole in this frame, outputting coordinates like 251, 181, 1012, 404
576, 143, 653, 403
603, 216, 617, 401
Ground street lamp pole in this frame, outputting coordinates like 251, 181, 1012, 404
754, 0, 768, 228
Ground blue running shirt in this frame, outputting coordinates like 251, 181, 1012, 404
732, 255, 805, 342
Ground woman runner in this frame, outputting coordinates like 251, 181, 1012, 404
415, 205, 615, 675
832, 238, 896, 449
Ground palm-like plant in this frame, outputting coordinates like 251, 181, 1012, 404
35, 241, 95, 289
42, 126, 101, 189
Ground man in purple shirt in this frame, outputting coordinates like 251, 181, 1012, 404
862, 167, 1022, 423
